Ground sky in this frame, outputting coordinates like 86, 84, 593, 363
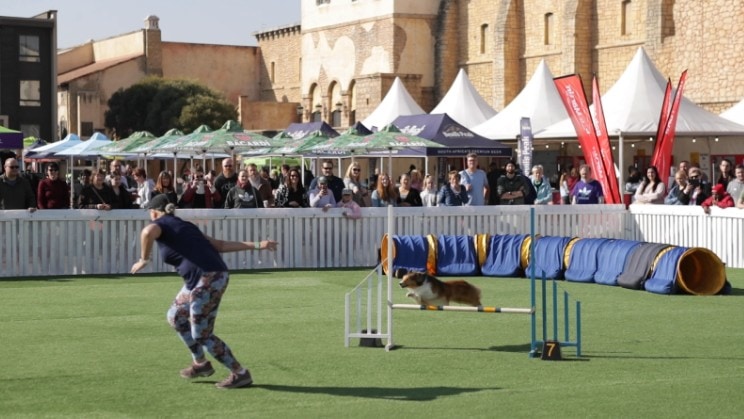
4, 0, 301, 49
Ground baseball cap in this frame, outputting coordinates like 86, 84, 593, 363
342, 188, 353, 195
146, 194, 171, 211
712, 184, 725, 195
317, 176, 328, 184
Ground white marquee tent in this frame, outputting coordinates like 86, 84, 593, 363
430, 69, 497, 130
362, 77, 425, 131
720, 98, 744, 126
472, 60, 569, 140
536, 48, 744, 139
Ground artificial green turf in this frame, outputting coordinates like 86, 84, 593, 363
1, 269, 743, 418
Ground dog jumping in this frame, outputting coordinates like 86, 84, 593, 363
394, 268, 481, 307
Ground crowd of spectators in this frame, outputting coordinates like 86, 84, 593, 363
2, 155, 743, 215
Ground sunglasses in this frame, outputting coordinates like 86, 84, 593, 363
7, 166, 19, 169
323, 166, 333, 170
289, 174, 299, 178
352, 168, 360, 172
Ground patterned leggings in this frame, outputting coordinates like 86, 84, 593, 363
167, 271, 241, 371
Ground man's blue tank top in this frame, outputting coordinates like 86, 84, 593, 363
153, 215, 228, 289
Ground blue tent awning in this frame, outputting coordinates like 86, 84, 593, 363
393, 114, 513, 157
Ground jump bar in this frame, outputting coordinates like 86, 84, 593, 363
391, 304, 535, 314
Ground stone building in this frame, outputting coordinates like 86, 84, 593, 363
269, 0, 744, 128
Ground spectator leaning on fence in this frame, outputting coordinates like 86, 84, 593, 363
37, 162, 69, 209
571, 164, 604, 205
337, 188, 362, 219
634, 166, 666, 204
0, 158, 36, 211
702, 183, 734, 214
78, 169, 114, 210
497, 161, 529, 205
397, 172, 423, 207
179, 169, 221, 209
213, 158, 238, 208
133, 168, 156, 209
309, 175, 336, 211
109, 172, 134, 209
343, 161, 369, 207
686, 166, 709, 205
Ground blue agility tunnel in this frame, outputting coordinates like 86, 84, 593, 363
645, 246, 689, 295
380, 234, 435, 275
480, 234, 529, 277
564, 238, 613, 283
617, 242, 670, 290
594, 239, 643, 286
526, 236, 574, 279
436, 235, 479, 276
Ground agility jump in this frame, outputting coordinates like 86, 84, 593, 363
344, 207, 582, 357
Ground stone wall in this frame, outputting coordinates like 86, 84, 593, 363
255, 25, 302, 104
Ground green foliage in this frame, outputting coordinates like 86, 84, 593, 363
1, 268, 742, 418
104, 77, 237, 138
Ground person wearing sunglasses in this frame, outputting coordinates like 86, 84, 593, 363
37, 162, 70, 209
1, 158, 37, 211
343, 162, 369, 207
309, 160, 345, 202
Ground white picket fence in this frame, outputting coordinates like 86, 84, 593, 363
0, 204, 741, 278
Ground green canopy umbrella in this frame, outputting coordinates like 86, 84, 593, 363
304, 124, 444, 176
94, 131, 158, 156
180, 120, 274, 155
153, 125, 213, 155
273, 130, 337, 156
128, 128, 184, 156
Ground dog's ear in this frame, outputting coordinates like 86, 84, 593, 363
394, 268, 408, 279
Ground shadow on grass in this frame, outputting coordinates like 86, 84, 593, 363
727, 287, 744, 296
253, 384, 498, 400
584, 352, 744, 361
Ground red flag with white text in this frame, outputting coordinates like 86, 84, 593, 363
554, 74, 615, 203
591, 75, 620, 204
652, 70, 687, 182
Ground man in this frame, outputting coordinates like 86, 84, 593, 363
247, 163, 274, 208
213, 158, 238, 208
459, 152, 489, 205
108, 160, 131, 190
0, 158, 37, 211
496, 161, 530, 205
571, 164, 605, 204
702, 183, 734, 214
309, 160, 345, 202
725, 164, 744, 203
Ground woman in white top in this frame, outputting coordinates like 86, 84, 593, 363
634, 166, 666, 204
558, 169, 570, 204
420, 174, 438, 207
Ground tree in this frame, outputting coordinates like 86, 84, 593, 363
104, 77, 238, 138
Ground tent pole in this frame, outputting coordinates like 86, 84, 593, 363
618, 131, 625, 203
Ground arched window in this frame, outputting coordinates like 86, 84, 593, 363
480, 24, 488, 54
544, 13, 554, 45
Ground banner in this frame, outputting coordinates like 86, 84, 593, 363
654, 79, 672, 150
591, 75, 620, 204
518, 117, 533, 174
652, 70, 688, 181
554, 74, 614, 203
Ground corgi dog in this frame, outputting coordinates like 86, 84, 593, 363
397, 270, 482, 307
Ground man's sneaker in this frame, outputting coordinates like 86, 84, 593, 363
180, 361, 215, 379
215, 370, 253, 389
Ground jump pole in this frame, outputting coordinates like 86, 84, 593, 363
385, 204, 395, 351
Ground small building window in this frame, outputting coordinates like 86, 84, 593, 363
621, 0, 632, 35
19, 35, 40, 63
544, 13, 554, 45
20, 80, 41, 107
271, 61, 276, 83
480, 24, 488, 54
80, 122, 94, 137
